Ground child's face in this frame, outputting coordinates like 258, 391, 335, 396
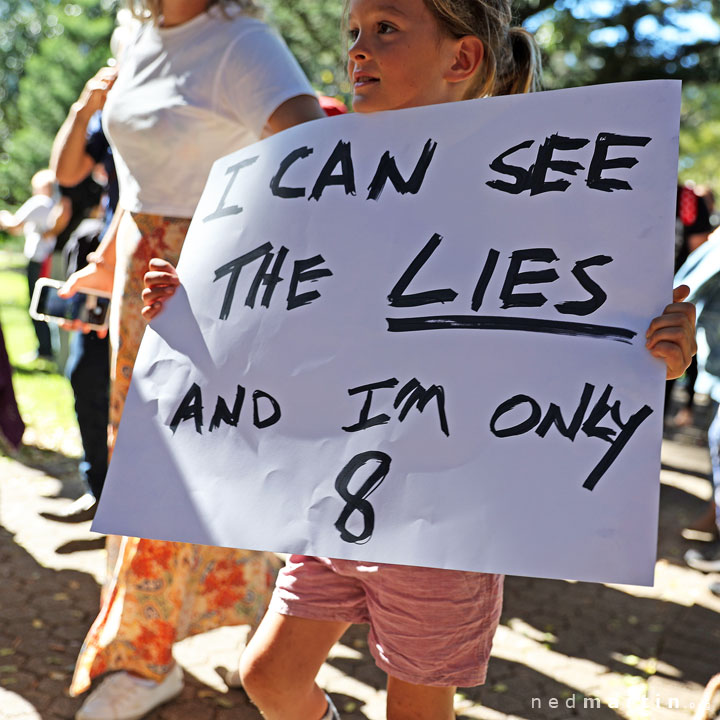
347, 0, 463, 113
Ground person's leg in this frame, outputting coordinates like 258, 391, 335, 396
362, 564, 502, 718
685, 402, 720, 569
50, 251, 70, 370
682, 399, 720, 540
386, 676, 456, 720
240, 611, 349, 720
685, 355, 698, 409
26, 260, 53, 358
706, 402, 720, 535
67, 330, 110, 499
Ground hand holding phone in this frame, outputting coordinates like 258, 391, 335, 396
30, 278, 111, 333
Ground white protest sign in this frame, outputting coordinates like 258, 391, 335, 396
95, 81, 680, 586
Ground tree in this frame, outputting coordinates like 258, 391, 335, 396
516, 0, 720, 89
0, 0, 114, 204
265, 0, 349, 102
0, 0, 55, 199
0, 0, 50, 139
679, 83, 720, 191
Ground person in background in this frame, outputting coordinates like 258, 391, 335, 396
0, 169, 60, 361
671, 184, 716, 544
42, 66, 119, 522
0, 319, 24, 451
668, 183, 713, 430
679, 228, 720, 586
60, 2, 325, 719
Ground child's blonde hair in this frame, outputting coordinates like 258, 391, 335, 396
423, 0, 542, 97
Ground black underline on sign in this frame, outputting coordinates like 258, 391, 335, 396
385, 315, 637, 344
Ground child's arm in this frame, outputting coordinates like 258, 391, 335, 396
0, 195, 44, 235
0, 210, 23, 235
645, 285, 697, 380
43, 197, 73, 239
142, 258, 180, 321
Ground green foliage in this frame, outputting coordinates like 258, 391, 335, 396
518, 0, 720, 89
265, 0, 349, 102
0, 0, 114, 205
679, 83, 720, 191
0, 0, 49, 143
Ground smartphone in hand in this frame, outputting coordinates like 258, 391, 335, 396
30, 278, 111, 331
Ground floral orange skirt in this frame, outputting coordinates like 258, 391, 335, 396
71, 212, 280, 694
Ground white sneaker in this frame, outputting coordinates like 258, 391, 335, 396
75, 664, 184, 720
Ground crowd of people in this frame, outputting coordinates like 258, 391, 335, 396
0, 0, 710, 719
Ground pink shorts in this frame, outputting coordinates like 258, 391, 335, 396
269, 555, 504, 687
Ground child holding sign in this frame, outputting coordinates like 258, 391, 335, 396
143, 0, 696, 718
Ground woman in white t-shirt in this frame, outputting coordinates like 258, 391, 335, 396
62, 2, 324, 718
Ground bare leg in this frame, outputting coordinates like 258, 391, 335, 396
387, 675, 456, 720
240, 611, 349, 720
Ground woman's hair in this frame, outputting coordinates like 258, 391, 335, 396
127, 0, 263, 24
422, 0, 542, 97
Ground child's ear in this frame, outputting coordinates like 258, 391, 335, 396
446, 35, 484, 84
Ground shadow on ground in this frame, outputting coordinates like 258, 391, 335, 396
0, 523, 99, 719
2, 445, 80, 490
0, 502, 270, 720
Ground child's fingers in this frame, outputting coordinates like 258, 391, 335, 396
645, 323, 695, 357
645, 312, 695, 346
648, 339, 691, 380
148, 258, 178, 274
144, 270, 179, 288
645, 291, 697, 380
141, 257, 179, 322
141, 286, 174, 305
673, 284, 691, 303
141, 302, 162, 322
645, 304, 696, 344
646, 322, 695, 354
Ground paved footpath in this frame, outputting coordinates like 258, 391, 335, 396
1, 419, 720, 720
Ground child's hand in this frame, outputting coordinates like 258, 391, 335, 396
142, 258, 180, 321
645, 285, 697, 380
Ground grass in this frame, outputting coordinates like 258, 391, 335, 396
0, 238, 82, 462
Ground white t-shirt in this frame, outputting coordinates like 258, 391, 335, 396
14, 195, 56, 263
104, 8, 315, 218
